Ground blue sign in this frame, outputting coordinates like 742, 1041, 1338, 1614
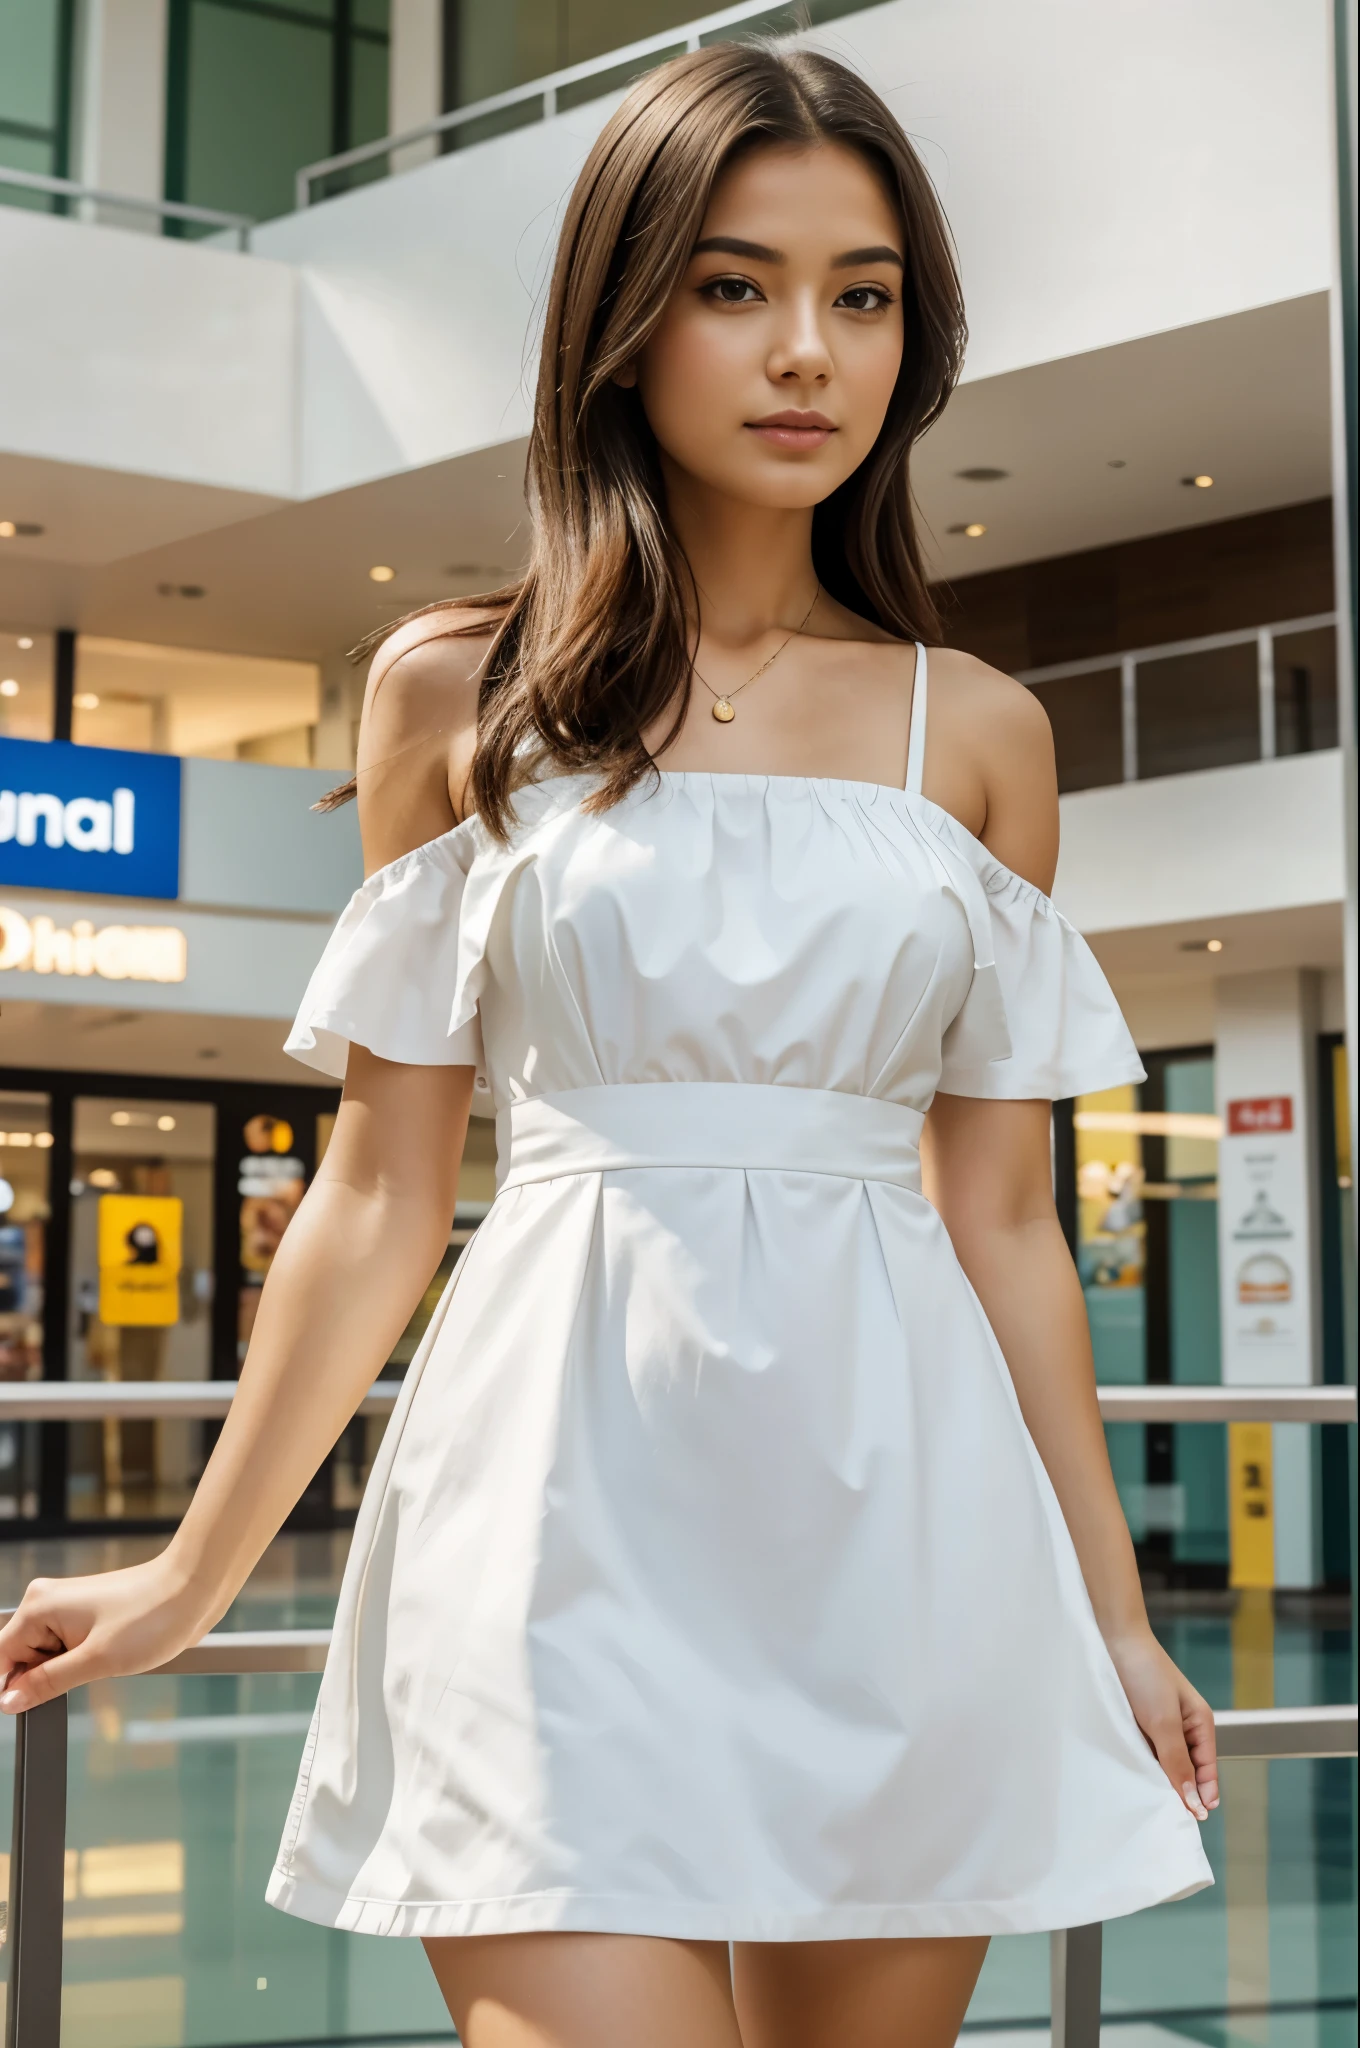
0, 737, 181, 900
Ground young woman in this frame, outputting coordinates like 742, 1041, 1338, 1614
0, 44, 1216, 2048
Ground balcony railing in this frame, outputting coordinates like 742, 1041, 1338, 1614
0, 166, 253, 250
295, 0, 871, 209
0, 1382, 1354, 2045
1017, 611, 1339, 792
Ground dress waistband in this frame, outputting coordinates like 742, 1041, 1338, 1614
496, 1084, 924, 1194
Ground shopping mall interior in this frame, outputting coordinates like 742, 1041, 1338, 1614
0, 2, 1356, 2045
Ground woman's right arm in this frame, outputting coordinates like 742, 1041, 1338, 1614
0, 1056, 471, 1709
0, 614, 494, 1711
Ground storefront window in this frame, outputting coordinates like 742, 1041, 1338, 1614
67, 1097, 215, 1520
0, 626, 56, 740
1076, 1056, 1226, 1575
71, 637, 320, 763
0, 1089, 50, 1518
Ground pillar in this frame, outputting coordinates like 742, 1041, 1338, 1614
388, 0, 444, 174
1215, 968, 1324, 1589
72, 0, 169, 230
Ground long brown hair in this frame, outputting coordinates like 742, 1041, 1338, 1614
330, 42, 965, 837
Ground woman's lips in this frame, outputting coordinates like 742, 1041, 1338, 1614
745, 413, 836, 450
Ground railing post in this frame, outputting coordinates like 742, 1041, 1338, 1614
4, 1699, 69, 2048
1050, 1922, 1102, 2048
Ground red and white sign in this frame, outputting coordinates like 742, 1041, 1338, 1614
1227, 1096, 1294, 1136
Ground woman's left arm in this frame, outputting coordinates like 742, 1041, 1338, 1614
922, 652, 1217, 1822
923, 1095, 1217, 1820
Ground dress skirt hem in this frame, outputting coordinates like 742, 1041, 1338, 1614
264, 1861, 1212, 1942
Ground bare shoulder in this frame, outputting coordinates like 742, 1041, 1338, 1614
926, 646, 1058, 892
357, 605, 502, 873
362, 605, 501, 747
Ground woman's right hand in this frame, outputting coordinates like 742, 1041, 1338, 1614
0, 1556, 207, 1713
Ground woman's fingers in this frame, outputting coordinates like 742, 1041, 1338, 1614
1147, 1707, 1209, 1821
1181, 1686, 1220, 1810
0, 1639, 101, 1712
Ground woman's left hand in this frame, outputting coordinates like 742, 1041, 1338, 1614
1105, 1627, 1219, 1820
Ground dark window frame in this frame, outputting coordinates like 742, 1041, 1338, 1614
0, 0, 77, 211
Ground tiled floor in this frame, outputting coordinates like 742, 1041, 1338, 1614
0, 1536, 1353, 2048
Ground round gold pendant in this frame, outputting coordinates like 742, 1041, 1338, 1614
712, 699, 736, 723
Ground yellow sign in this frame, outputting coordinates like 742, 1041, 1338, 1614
97, 1194, 182, 1327
1228, 1420, 1274, 1588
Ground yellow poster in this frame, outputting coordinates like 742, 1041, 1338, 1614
97, 1194, 182, 1327
1228, 1420, 1274, 1588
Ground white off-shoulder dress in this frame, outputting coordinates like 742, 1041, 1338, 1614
267, 650, 1212, 1940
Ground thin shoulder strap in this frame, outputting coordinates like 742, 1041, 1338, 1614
904, 642, 928, 795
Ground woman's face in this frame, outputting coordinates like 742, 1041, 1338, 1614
628, 141, 906, 511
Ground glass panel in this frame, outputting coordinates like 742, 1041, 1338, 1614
1028, 668, 1122, 792
67, 1098, 215, 1521
0, 0, 67, 211
0, 1089, 49, 1521
71, 638, 319, 762
1273, 624, 1340, 754
235, 1109, 306, 1366
1163, 1056, 1226, 1567
181, 0, 334, 225
1075, 1082, 1147, 1385
0, 626, 55, 740
1137, 640, 1260, 778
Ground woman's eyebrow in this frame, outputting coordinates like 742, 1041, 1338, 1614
832, 245, 904, 269
692, 235, 784, 263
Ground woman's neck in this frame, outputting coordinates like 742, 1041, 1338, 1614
662, 464, 819, 649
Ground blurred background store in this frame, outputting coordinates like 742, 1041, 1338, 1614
1, 3, 1356, 2046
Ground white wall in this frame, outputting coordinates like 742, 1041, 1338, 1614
1054, 751, 1347, 935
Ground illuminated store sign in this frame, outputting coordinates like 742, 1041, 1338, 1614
0, 905, 187, 983
0, 736, 181, 899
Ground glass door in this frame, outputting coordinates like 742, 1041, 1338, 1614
0, 1088, 51, 1518
67, 1095, 215, 1520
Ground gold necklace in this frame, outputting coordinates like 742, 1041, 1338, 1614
692, 583, 820, 723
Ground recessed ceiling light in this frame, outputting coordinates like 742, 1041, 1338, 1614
16, 636, 33, 649
157, 1114, 177, 1131
111, 1110, 132, 1126
0, 521, 44, 539
197, 1048, 220, 1060
369, 565, 396, 583
0, 679, 18, 698
156, 582, 206, 598
0, 524, 13, 539
1179, 937, 1225, 953
954, 466, 1010, 482
74, 691, 100, 710
946, 522, 988, 538
1181, 474, 1214, 488
1107, 459, 1127, 469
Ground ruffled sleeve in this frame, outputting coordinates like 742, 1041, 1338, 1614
285, 827, 484, 1082
926, 815, 1145, 1102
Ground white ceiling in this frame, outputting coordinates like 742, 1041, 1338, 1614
0, 293, 1331, 664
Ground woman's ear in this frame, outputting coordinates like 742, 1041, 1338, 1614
613, 361, 639, 389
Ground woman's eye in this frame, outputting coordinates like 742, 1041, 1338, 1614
837, 285, 894, 313
705, 276, 762, 305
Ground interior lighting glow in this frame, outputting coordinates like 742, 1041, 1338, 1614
35, 1131, 53, 1147
964, 523, 987, 538
88, 1167, 119, 1189
1181, 474, 1214, 489
73, 692, 100, 710
0, 680, 18, 697
16, 637, 33, 649
111, 1111, 132, 1126
0, 523, 15, 539
369, 565, 396, 583
1074, 1110, 1223, 1140
0, 1179, 12, 1213
1206, 938, 1224, 952
157, 1114, 176, 1131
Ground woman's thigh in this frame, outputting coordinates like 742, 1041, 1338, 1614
422, 1932, 743, 2048
732, 1936, 990, 2048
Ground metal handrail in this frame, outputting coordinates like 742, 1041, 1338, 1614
3, 1638, 1353, 2048
1, 1381, 1353, 1424
295, 0, 816, 208
1013, 611, 1339, 687
0, 165, 254, 250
